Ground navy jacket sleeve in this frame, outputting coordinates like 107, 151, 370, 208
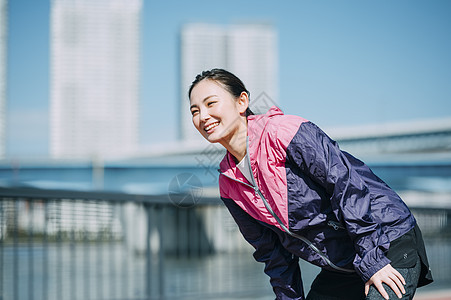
285, 122, 392, 283
221, 197, 304, 300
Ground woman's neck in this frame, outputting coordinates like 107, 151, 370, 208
220, 117, 248, 163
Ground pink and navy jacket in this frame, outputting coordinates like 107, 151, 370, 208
219, 106, 416, 299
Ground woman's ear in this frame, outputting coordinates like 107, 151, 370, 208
237, 92, 250, 115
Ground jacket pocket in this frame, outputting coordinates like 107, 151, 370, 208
386, 228, 419, 268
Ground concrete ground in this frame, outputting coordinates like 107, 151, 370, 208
415, 289, 451, 300
210, 288, 451, 300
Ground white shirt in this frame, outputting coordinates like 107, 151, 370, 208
236, 154, 253, 184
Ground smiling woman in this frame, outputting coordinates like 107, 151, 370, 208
187, 68, 433, 300
189, 69, 253, 162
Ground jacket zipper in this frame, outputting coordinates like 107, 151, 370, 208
219, 138, 355, 273
327, 220, 345, 231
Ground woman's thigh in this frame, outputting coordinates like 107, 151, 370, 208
306, 261, 421, 300
306, 269, 365, 300
365, 261, 421, 300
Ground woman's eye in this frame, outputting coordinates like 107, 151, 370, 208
191, 109, 199, 116
207, 101, 216, 107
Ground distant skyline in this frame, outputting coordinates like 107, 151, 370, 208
6, 0, 451, 159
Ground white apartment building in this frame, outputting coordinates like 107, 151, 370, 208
0, 0, 7, 158
50, 0, 142, 159
180, 23, 278, 142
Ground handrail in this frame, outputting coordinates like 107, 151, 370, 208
0, 186, 221, 205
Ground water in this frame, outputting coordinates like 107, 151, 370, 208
1, 239, 450, 300
0, 243, 281, 299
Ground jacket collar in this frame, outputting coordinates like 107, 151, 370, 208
219, 106, 284, 177
247, 106, 284, 139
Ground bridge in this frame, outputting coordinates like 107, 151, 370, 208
126, 116, 451, 166
326, 117, 451, 158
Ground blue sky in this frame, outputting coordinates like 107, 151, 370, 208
6, 0, 451, 158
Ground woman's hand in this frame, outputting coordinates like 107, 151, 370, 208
365, 264, 406, 299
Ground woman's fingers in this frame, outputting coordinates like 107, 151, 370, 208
364, 282, 370, 296
374, 281, 389, 300
389, 270, 406, 295
392, 267, 406, 285
386, 265, 406, 297
366, 264, 407, 299
384, 275, 403, 299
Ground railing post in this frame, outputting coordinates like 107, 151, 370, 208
156, 205, 165, 299
13, 200, 19, 300
28, 200, 34, 300
0, 199, 4, 300
145, 203, 152, 300
43, 199, 49, 300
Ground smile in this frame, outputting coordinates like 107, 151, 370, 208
204, 121, 220, 132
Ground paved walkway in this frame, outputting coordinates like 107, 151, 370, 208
207, 288, 451, 300
212, 289, 451, 300
415, 289, 451, 300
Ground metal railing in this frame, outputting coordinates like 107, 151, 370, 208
1, 187, 450, 300
0, 187, 274, 300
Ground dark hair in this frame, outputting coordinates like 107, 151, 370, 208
188, 68, 254, 117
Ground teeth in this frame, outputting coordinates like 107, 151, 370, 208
205, 122, 219, 131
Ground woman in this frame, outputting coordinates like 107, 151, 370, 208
188, 68, 433, 300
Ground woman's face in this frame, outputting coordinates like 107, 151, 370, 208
190, 79, 247, 144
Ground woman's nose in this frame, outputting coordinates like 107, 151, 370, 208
199, 109, 210, 122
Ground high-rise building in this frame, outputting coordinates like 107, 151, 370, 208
50, 0, 142, 159
180, 23, 278, 142
0, 0, 7, 158
227, 24, 278, 113
180, 24, 227, 142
